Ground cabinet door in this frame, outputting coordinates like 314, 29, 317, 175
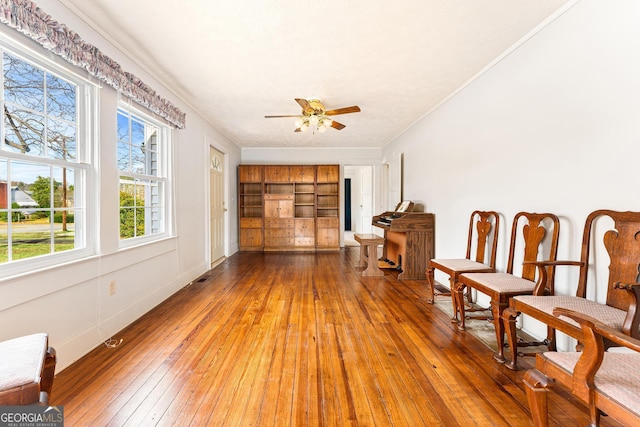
290, 165, 315, 183
279, 200, 294, 218
317, 227, 339, 247
295, 219, 315, 237
239, 165, 263, 183
240, 228, 262, 248
316, 165, 339, 183
264, 199, 280, 218
265, 166, 291, 182
265, 199, 293, 218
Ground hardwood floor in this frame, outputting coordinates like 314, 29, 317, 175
52, 248, 619, 426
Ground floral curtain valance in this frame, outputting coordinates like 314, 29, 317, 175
0, 0, 186, 129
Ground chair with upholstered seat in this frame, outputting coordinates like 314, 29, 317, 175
456, 212, 560, 363
524, 308, 640, 427
427, 211, 500, 327
0, 333, 56, 405
502, 210, 640, 370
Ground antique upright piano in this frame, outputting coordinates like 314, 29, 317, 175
372, 210, 435, 280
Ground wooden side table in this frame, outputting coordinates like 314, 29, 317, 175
354, 233, 385, 277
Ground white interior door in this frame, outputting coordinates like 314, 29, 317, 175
359, 166, 373, 233
210, 146, 225, 265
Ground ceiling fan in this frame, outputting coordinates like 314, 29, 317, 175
265, 98, 361, 133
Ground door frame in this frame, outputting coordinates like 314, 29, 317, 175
343, 164, 374, 236
205, 136, 230, 266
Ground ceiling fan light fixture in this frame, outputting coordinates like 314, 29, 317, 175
266, 98, 360, 133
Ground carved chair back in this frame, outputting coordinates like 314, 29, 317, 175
466, 210, 500, 267
506, 212, 560, 283
576, 210, 640, 312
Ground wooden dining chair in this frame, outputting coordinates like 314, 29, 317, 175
456, 212, 560, 363
524, 308, 640, 427
0, 333, 56, 405
502, 210, 640, 370
427, 211, 500, 327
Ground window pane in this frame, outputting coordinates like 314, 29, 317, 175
117, 111, 130, 142
13, 163, 50, 209
131, 118, 145, 148
3, 53, 45, 112
52, 167, 74, 209
12, 211, 51, 261
0, 221, 7, 263
117, 141, 130, 171
120, 177, 135, 207
0, 159, 7, 209
46, 73, 76, 122
47, 118, 76, 160
135, 207, 145, 236
54, 208, 74, 253
135, 179, 147, 206
131, 145, 145, 174
4, 107, 45, 155
119, 208, 132, 239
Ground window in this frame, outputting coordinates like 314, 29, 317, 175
0, 47, 91, 269
117, 106, 170, 243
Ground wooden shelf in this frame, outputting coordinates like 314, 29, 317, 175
238, 164, 339, 251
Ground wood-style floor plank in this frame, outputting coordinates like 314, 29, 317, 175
52, 249, 622, 426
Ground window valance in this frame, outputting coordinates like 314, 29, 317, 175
0, 0, 186, 129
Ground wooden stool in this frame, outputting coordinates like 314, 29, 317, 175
354, 233, 385, 277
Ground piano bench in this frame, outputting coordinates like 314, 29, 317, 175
354, 233, 385, 277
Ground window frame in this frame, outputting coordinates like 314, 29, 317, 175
117, 102, 172, 248
0, 34, 97, 278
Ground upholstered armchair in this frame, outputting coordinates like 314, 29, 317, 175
524, 308, 640, 427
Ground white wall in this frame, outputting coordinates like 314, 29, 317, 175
382, 0, 640, 348
0, 1, 241, 370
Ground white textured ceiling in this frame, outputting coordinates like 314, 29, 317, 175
60, 0, 571, 148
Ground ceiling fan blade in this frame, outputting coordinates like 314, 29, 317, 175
265, 115, 300, 118
330, 120, 346, 130
324, 105, 361, 116
295, 98, 314, 115
294, 127, 302, 132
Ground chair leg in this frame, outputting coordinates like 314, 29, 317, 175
455, 283, 467, 331
41, 347, 56, 398
523, 369, 554, 427
503, 307, 520, 370
426, 267, 435, 304
450, 277, 460, 323
546, 326, 557, 352
588, 405, 601, 427
492, 300, 507, 363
